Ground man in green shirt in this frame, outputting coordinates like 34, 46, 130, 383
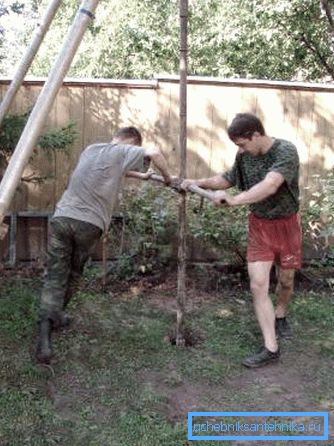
181, 113, 301, 368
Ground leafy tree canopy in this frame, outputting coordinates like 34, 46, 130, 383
0, 0, 333, 81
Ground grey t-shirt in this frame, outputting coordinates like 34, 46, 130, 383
54, 142, 145, 231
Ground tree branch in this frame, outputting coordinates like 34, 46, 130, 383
320, 0, 334, 32
300, 32, 334, 79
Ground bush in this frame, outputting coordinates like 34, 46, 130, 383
301, 172, 334, 266
0, 110, 77, 180
105, 184, 248, 281
107, 184, 178, 279
187, 194, 248, 265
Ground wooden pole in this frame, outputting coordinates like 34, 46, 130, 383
0, 0, 62, 126
176, 0, 188, 346
0, 0, 100, 230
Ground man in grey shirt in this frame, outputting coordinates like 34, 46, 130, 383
36, 126, 172, 364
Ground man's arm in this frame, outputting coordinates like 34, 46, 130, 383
214, 171, 285, 206
125, 168, 154, 180
0, 222, 8, 240
142, 147, 172, 184
181, 174, 232, 191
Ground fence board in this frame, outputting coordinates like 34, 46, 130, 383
1, 77, 334, 262
0, 77, 333, 209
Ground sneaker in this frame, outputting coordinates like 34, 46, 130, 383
275, 317, 292, 339
242, 346, 280, 368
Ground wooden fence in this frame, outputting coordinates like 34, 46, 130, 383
1, 76, 334, 261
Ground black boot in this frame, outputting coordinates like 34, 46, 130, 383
52, 311, 73, 331
35, 319, 53, 364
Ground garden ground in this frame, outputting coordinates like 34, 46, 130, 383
0, 265, 333, 446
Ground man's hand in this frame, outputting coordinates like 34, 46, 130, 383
180, 179, 198, 191
142, 168, 155, 180
212, 191, 234, 207
163, 174, 172, 186
0, 223, 8, 240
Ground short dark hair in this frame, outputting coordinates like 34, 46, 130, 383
227, 113, 265, 141
113, 126, 142, 146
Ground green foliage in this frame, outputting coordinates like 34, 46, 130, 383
0, 110, 77, 186
187, 195, 248, 265
0, 110, 29, 156
108, 185, 178, 279
38, 121, 77, 154
106, 253, 137, 281
0, 110, 77, 157
0, 1, 31, 73
301, 172, 334, 265
106, 184, 249, 282
1, 0, 333, 81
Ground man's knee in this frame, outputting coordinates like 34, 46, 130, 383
40, 286, 66, 324
278, 269, 295, 291
250, 277, 268, 297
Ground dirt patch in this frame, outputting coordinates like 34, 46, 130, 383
137, 345, 334, 445
165, 325, 205, 347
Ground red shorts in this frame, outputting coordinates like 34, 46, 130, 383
247, 212, 302, 269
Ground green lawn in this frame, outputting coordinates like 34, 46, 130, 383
0, 272, 333, 446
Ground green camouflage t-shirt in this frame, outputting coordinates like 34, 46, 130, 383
223, 138, 299, 219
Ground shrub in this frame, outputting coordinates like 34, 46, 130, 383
301, 172, 334, 266
106, 184, 248, 281
0, 110, 77, 181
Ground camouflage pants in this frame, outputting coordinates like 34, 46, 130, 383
39, 217, 102, 324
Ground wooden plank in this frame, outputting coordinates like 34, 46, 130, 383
54, 86, 71, 203
155, 82, 179, 174
151, 82, 174, 169
240, 85, 258, 114
313, 91, 334, 172
255, 88, 285, 135
0, 80, 333, 214
208, 85, 243, 175
295, 91, 315, 197
282, 89, 300, 145
186, 83, 213, 179
82, 85, 114, 147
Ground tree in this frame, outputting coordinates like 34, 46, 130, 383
0, 1, 37, 76
0, 0, 333, 82
0, 1, 24, 72
218, 0, 334, 81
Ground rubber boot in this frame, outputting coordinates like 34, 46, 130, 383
59, 312, 72, 329
35, 318, 53, 364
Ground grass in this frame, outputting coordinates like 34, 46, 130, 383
0, 274, 333, 445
